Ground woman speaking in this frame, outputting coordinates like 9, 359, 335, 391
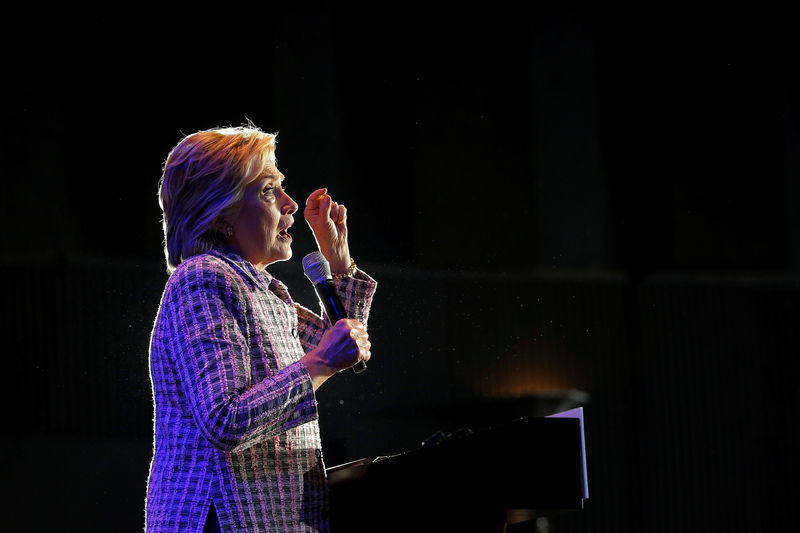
145, 125, 376, 532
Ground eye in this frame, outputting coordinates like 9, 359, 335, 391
262, 186, 276, 197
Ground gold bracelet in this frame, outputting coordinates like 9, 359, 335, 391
332, 258, 357, 280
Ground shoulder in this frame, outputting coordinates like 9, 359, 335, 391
173, 253, 234, 281
152, 254, 236, 330
165, 253, 245, 298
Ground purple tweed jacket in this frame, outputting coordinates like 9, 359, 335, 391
145, 248, 376, 532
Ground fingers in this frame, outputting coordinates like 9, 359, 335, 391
319, 194, 332, 219
335, 319, 370, 364
305, 188, 327, 207
330, 202, 347, 225
304, 188, 345, 225
349, 321, 370, 361
304, 189, 330, 223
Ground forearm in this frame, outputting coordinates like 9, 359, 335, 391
191, 360, 318, 452
297, 268, 377, 351
333, 268, 377, 325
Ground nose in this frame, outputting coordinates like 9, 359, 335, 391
280, 189, 298, 215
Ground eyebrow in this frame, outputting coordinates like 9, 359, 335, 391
259, 172, 285, 186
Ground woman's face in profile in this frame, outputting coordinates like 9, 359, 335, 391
228, 164, 299, 270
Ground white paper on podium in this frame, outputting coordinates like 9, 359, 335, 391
547, 407, 589, 499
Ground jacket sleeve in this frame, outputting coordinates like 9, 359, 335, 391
296, 268, 378, 352
159, 257, 318, 453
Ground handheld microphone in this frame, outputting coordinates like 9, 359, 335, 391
302, 251, 367, 374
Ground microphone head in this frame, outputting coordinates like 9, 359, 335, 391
302, 251, 332, 285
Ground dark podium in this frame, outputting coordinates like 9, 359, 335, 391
326, 408, 588, 532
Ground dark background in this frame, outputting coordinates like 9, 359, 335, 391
2, 5, 799, 532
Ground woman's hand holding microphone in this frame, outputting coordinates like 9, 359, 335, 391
301, 319, 371, 390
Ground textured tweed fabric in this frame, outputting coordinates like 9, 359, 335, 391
145, 248, 376, 532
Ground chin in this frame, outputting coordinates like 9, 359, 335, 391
265, 248, 292, 264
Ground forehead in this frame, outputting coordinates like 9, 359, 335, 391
255, 163, 285, 184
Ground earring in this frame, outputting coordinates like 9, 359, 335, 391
226, 226, 233, 238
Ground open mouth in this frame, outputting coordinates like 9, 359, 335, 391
277, 223, 293, 241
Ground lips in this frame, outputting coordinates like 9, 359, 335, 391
277, 218, 294, 240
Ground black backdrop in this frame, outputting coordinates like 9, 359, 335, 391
2, 5, 799, 532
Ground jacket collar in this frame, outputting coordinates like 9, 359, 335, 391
206, 248, 293, 303
208, 247, 273, 290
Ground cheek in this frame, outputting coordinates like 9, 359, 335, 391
260, 209, 281, 237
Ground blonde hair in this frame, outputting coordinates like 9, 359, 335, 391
158, 125, 277, 273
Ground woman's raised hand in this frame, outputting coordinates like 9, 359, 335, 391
304, 188, 351, 274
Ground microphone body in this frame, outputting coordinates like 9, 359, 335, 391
303, 252, 367, 374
